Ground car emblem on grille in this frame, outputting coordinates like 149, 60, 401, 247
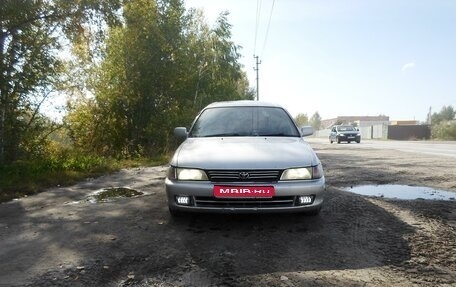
239, 172, 250, 180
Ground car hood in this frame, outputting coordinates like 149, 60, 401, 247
171, 137, 319, 170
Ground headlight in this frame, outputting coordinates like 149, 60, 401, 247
281, 168, 312, 180
338, 133, 345, 136
168, 167, 208, 181
281, 164, 323, 180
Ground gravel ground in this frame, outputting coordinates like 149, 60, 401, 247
0, 141, 455, 286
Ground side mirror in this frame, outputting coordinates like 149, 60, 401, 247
300, 126, 314, 137
174, 127, 188, 139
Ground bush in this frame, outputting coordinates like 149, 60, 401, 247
432, 121, 456, 140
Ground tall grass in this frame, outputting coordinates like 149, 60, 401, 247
0, 153, 169, 202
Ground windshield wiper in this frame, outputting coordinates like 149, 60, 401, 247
259, 133, 292, 137
203, 133, 242, 137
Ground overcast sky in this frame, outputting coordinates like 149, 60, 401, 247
185, 0, 456, 121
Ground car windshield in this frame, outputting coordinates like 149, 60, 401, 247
338, 126, 356, 131
190, 106, 300, 137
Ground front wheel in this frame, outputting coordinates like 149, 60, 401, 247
337, 137, 341, 144
356, 139, 361, 143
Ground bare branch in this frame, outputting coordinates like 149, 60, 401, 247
26, 89, 53, 129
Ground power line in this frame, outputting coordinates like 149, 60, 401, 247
253, 0, 262, 55
253, 0, 275, 101
261, 0, 276, 56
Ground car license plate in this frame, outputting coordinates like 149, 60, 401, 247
214, 186, 275, 198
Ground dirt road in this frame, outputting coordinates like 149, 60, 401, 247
1, 141, 455, 286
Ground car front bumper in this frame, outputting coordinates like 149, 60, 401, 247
338, 135, 360, 141
165, 177, 326, 214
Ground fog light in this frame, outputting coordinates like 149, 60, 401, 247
176, 196, 191, 205
298, 196, 313, 205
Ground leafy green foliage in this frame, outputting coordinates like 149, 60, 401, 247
294, 113, 309, 127
309, 112, 322, 130
431, 105, 455, 125
67, 0, 253, 157
431, 105, 456, 140
432, 121, 456, 140
1, 0, 252, 199
0, 0, 123, 164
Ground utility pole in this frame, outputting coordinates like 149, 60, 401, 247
427, 106, 432, 125
253, 55, 261, 101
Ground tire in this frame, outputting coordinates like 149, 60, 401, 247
337, 137, 341, 144
330, 139, 333, 144
356, 139, 361, 143
348, 141, 351, 144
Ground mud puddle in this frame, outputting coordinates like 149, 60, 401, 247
343, 184, 456, 201
65, 187, 144, 205
92, 187, 143, 202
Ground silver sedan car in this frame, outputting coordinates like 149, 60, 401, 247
165, 101, 325, 215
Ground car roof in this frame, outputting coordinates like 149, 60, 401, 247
204, 100, 282, 109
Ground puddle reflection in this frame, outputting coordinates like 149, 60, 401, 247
343, 185, 456, 201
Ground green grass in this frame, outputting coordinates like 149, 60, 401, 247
0, 154, 169, 203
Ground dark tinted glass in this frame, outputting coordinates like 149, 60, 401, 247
190, 107, 300, 137
338, 126, 356, 132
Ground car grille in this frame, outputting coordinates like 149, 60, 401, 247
194, 196, 296, 208
206, 170, 281, 182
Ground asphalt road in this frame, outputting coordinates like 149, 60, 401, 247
308, 138, 456, 158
